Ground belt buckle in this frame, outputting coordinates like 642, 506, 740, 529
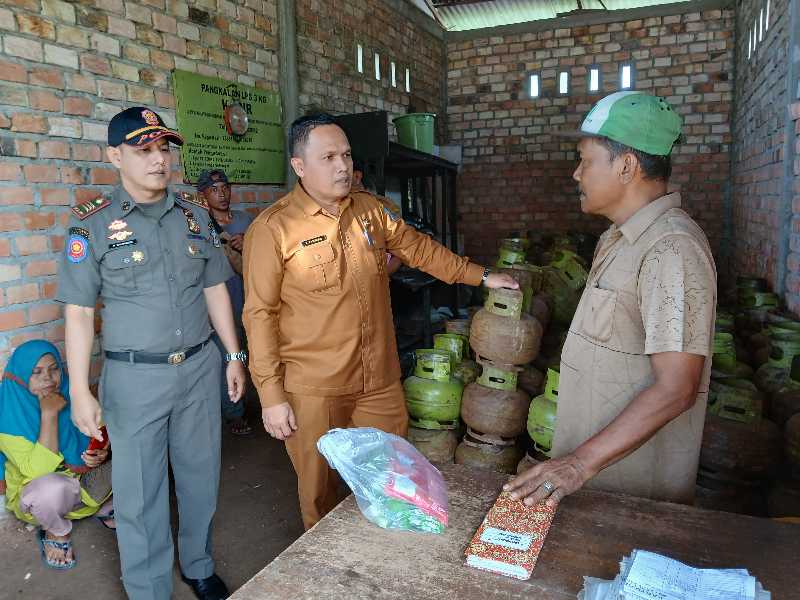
167, 351, 186, 365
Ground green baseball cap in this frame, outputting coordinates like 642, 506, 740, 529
560, 91, 682, 156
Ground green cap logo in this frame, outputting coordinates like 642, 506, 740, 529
580, 92, 682, 156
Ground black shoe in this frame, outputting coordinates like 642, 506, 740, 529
180, 573, 230, 600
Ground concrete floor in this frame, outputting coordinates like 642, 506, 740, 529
0, 399, 306, 600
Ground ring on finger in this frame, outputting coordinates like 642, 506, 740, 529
541, 480, 555, 495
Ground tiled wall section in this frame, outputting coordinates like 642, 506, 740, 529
447, 8, 734, 266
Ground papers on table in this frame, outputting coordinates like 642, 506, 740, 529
578, 550, 771, 600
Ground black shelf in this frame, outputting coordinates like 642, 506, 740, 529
336, 110, 461, 348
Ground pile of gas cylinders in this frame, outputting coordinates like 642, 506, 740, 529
697, 276, 800, 519
404, 232, 595, 474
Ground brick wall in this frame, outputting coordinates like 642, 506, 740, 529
786, 100, 800, 312
447, 8, 734, 266
731, 0, 790, 294
0, 0, 285, 371
295, 0, 445, 139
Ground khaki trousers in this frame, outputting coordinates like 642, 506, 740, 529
285, 380, 408, 529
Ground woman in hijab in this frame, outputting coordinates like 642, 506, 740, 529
0, 340, 114, 569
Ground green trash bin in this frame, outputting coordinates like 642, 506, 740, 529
393, 113, 436, 153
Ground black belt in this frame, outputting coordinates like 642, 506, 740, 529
104, 341, 208, 365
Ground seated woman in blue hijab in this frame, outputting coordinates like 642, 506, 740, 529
0, 340, 114, 570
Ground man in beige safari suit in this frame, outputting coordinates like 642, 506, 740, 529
508, 92, 716, 507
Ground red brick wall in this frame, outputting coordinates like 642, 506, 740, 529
731, 0, 791, 293
0, 0, 285, 370
295, 0, 445, 139
447, 8, 734, 266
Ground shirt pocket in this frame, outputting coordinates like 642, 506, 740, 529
295, 241, 339, 292
182, 239, 210, 285
101, 249, 153, 294
580, 286, 617, 343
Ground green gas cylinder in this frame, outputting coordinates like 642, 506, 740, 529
707, 378, 763, 424
541, 266, 580, 327
527, 367, 560, 456
433, 333, 467, 365
496, 246, 527, 268
403, 349, 463, 430
549, 249, 588, 291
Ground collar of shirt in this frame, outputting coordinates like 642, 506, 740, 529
617, 192, 682, 245
116, 185, 174, 219
292, 182, 352, 218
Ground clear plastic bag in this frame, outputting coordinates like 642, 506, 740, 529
317, 427, 449, 533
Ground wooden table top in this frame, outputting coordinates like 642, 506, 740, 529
231, 464, 800, 599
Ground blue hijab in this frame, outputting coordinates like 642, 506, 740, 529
0, 340, 89, 478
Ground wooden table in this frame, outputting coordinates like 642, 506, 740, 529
231, 465, 800, 599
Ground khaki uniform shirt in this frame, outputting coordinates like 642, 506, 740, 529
56, 186, 233, 352
243, 184, 484, 407
553, 193, 716, 504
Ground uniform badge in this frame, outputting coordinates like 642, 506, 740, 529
121, 200, 131, 212
68, 226, 90, 239
302, 235, 327, 247
108, 230, 134, 241
109, 239, 137, 249
181, 208, 201, 234
67, 234, 88, 263
131, 250, 145, 263
71, 196, 110, 220
142, 109, 159, 126
108, 220, 128, 231
188, 244, 199, 256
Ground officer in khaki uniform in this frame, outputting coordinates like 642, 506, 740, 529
243, 114, 517, 529
507, 92, 716, 508
57, 107, 245, 600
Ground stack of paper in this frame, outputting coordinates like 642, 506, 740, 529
578, 549, 771, 600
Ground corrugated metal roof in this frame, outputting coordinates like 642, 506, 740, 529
431, 0, 683, 31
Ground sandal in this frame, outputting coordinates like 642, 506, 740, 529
37, 528, 76, 570
229, 417, 253, 436
96, 509, 116, 531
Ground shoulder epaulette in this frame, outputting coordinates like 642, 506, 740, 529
71, 196, 111, 220
175, 191, 208, 211
260, 198, 290, 223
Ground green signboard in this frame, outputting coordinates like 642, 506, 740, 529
172, 69, 285, 184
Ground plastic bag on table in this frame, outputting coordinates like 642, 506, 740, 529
317, 427, 448, 533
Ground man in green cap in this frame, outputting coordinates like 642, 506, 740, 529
506, 92, 717, 507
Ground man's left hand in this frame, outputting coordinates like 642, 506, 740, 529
229, 233, 245, 253
226, 360, 247, 403
503, 453, 592, 507
484, 272, 520, 290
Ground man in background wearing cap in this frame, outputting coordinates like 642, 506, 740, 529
507, 92, 716, 509
57, 107, 246, 600
197, 169, 254, 436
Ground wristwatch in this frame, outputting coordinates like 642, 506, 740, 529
481, 267, 491, 286
225, 351, 248, 363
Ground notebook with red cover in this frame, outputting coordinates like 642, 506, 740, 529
464, 491, 557, 580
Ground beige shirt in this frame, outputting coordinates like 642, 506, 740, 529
242, 184, 484, 407
553, 193, 717, 504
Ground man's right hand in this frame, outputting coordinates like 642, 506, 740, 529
70, 389, 104, 441
262, 402, 298, 441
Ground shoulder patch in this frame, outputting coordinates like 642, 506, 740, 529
175, 191, 208, 211
71, 197, 111, 221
